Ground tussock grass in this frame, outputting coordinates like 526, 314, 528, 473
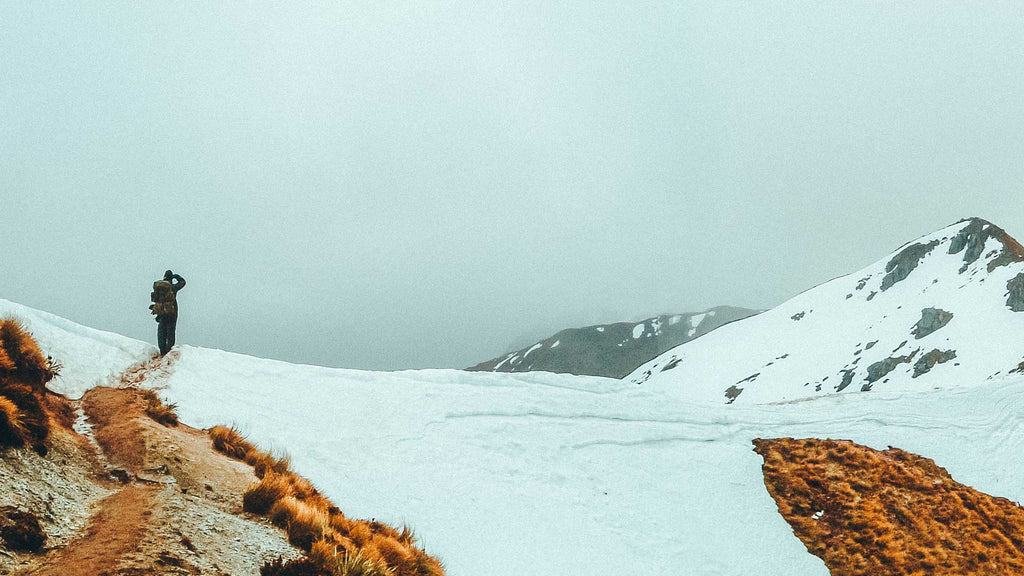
0, 396, 26, 447
270, 496, 331, 549
0, 345, 14, 373
0, 319, 60, 452
139, 388, 179, 427
215, 422, 446, 576
244, 473, 294, 515
0, 384, 48, 448
210, 425, 254, 459
245, 449, 291, 478
0, 320, 52, 391
260, 556, 329, 576
322, 552, 395, 576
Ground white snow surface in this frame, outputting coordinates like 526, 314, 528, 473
4, 220, 1024, 575
629, 220, 1024, 404
632, 323, 645, 339
9, 298, 1024, 575
0, 298, 153, 398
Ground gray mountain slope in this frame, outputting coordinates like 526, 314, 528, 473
467, 306, 759, 378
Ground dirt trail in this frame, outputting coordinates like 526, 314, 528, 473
12, 352, 298, 575
22, 486, 157, 576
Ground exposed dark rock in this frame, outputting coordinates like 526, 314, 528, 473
893, 340, 908, 353
835, 369, 856, 392
881, 240, 940, 291
791, 312, 805, 321
856, 276, 870, 290
866, 291, 878, 301
865, 349, 920, 384
724, 385, 743, 404
948, 218, 1024, 273
912, 308, 954, 339
0, 506, 46, 552
660, 357, 682, 372
468, 306, 759, 378
1007, 273, 1024, 312
913, 349, 957, 378
865, 340, 878, 350
737, 373, 760, 385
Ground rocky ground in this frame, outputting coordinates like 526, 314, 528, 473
0, 354, 300, 575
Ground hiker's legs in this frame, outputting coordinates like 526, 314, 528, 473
157, 318, 169, 354
157, 317, 176, 355
166, 316, 177, 350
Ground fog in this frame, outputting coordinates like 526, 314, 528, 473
3, 2, 1023, 370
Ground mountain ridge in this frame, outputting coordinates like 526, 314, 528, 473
467, 306, 759, 378
627, 217, 1024, 404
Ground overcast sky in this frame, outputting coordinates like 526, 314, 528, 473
3, 2, 1024, 370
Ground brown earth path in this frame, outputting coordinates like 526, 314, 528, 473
21, 354, 174, 575
22, 486, 157, 576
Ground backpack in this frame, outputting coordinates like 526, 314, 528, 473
149, 280, 178, 316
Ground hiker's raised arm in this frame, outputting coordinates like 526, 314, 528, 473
171, 274, 186, 292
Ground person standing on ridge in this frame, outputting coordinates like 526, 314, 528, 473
150, 270, 186, 355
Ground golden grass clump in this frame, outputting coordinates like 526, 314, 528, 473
754, 437, 1024, 576
0, 345, 15, 373
246, 449, 291, 478
0, 396, 27, 447
244, 473, 294, 515
215, 421, 445, 576
0, 383, 49, 449
321, 552, 395, 576
269, 496, 331, 549
139, 388, 179, 427
210, 425, 255, 459
0, 320, 52, 390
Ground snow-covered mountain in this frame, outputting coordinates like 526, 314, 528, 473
5, 218, 1024, 575
467, 306, 758, 378
628, 218, 1024, 404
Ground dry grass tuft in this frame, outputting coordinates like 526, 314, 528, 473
246, 449, 291, 478
214, 420, 445, 575
0, 320, 52, 390
0, 384, 49, 447
321, 552, 396, 576
755, 437, 1024, 576
139, 388, 179, 427
0, 319, 60, 452
0, 396, 27, 447
244, 473, 294, 515
260, 556, 330, 576
210, 425, 254, 459
0, 345, 14, 373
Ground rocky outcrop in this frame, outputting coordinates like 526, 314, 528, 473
864, 349, 919, 386
468, 306, 759, 378
948, 217, 1024, 273
1007, 273, 1024, 312
754, 437, 1024, 576
912, 307, 953, 339
881, 240, 940, 291
913, 349, 957, 378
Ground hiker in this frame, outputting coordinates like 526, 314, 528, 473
150, 270, 186, 355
